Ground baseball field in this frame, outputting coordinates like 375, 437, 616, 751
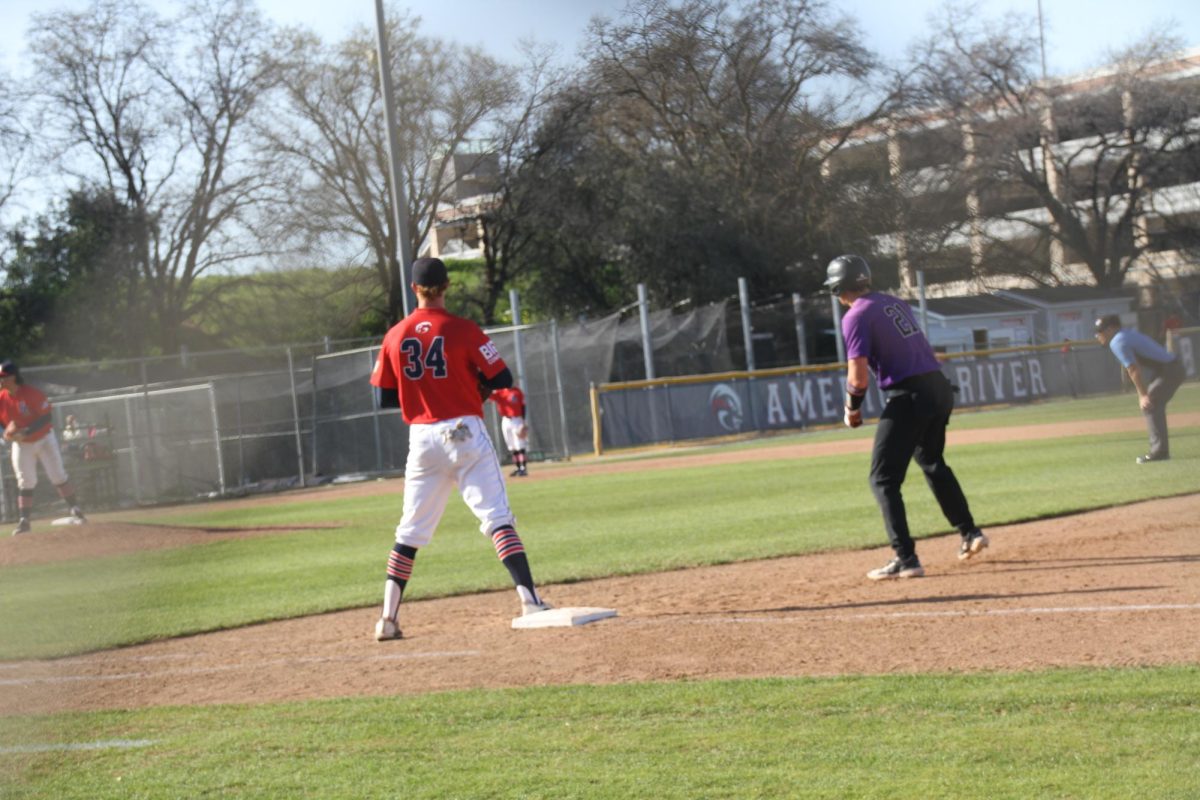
2, 388, 1198, 798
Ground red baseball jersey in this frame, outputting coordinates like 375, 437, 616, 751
0, 384, 53, 442
371, 307, 507, 424
490, 386, 525, 418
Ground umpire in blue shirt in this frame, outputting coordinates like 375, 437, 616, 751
1094, 314, 1185, 463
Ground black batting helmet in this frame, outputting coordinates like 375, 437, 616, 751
823, 255, 872, 295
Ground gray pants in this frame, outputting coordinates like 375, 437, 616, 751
1144, 357, 1185, 458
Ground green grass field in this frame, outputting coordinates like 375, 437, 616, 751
3, 668, 1198, 799
1, 387, 1197, 798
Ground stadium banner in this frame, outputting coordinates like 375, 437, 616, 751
593, 340, 1190, 452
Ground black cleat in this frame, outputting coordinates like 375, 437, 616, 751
867, 556, 924, 581
958, 529, 989, 561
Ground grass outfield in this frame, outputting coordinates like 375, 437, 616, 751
2, 668, 1198, 799
1, 390, 1198, 659
1, 390, 1198, 798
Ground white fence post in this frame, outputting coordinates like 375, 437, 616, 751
207, 382, 226, 497
286, 347, 305, 487
550, 318, 571, 460
638, 283, 655, 380
739, 277, 755, 371
792, 292, 808, 366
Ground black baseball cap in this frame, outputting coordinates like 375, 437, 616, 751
0, 360, 17, 377
411, 257, 449, 287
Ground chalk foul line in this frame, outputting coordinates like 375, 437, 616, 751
629, 602, 1200, 625
0, 650, 482, 687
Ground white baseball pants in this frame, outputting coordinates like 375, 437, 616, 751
10, 431, 69, 490
500, 415, 528, 452
394, 416, 515, 547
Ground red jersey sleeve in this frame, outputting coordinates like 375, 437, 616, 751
2, 386, 53, 441
370, 344, 398, 389
467, 325, 507, 380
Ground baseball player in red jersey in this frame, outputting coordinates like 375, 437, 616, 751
368, 258, 551, 641
0, 361, 86, 535
489, 386, 530, 476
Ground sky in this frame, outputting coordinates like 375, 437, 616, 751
1, 0, 1195, 228
3, 0, 1198, 80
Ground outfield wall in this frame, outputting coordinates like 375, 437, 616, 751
593, 331, 1200, 453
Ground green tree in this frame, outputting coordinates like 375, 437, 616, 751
0, 189, 143, 361
191, 266, 387, 347
29, 0, 282, 354
502, 0, 891, 318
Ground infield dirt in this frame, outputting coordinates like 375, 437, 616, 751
2, 416, 1197, 716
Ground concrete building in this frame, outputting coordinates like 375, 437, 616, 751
421, 152, 500, 260
827, 48, 1200, 326
905, 286, 1132, 353
994, 286, 1136, 343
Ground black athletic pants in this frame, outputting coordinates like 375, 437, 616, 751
870, 370, 976, 560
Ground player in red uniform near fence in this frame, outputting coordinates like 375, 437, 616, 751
489, 385, 530, 477
0, 361, 86, 535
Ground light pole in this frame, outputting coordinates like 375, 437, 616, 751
374, 0, 416, 317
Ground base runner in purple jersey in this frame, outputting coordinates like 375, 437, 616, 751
825, 255, 989, 580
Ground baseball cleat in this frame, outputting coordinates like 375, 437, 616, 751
521, 600, 554, 616
12, 518, 31, 536
867, 556, 924, 581
374, 617, 402, 641
1135, 453, 1169, 464
958, 529, 989, 561
70, 508, 87, 524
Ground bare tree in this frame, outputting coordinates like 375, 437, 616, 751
265, 8, 518, 325
502, 0, 894, 316
462, 43, 572, 324
28, 0, 281, 353
903, 7, 1198, 289
0, 69, 32, 228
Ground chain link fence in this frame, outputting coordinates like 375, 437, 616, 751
3, 302, 1194, 520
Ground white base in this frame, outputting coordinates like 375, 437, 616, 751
50, 516, 84, 526
511, 606, 618, 630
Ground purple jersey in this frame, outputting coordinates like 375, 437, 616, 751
841, 292, 940, 388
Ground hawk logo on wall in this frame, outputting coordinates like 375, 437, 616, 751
709, 384, 743, 432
